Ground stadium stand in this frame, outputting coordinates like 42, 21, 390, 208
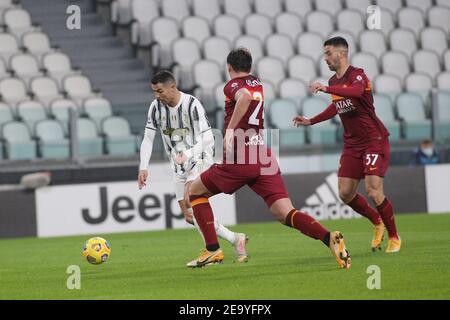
0, 0, 449, 164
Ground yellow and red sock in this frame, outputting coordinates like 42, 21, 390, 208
376, 197, 399, 239
190, 195, 219, 251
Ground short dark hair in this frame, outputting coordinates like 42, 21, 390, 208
227, 47, 252, 73
324, 37, 349, 49
151, 70, 176, 85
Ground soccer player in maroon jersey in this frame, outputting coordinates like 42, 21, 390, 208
293, 37, 401, 253
186, 48, 351, 269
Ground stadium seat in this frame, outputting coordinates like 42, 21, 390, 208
151, 17, 180, 69
261, 81, 277, 107
172, 38, 201, 91
254, 0, 283, 19
3, 8, 36, 38
245, 14, 273, 43
223, 0, 251, 21
436, 0, 450, 9
76, 118, 103, 157
279, 78, 308, 108
213, 15, 242, 44
316, 0, 343, 16
1, 121, 36, 160
214, 82, 227, 110
257, 57, 285, 89
378, 9, 395, 38
0, 0, 14, 24
42, 52, 77, 89
381, 51, 411, 82
284, 0, 313, 20
275, 13, 303, 44
161, 0, 190, 22
182, 16, 211, 46
30, 76, 63, 107
372, 94, 401, 141
49, 98, 78, 133
192, 0, 221, 23
344, 0, 372, 16
374, 0, 403, 16
405, 0, 433, 13
305, 11, 334, 39
129, 0, 159, 47
374, 74, 403, 103
21, 31, 53, 64
405, 73, 433, 107
203, 37, 231, 68
413, 51, 441, 84
269, 99, 305, 147
35, 119, 69, 159
436, 91, 450, 140
398, 7, 425, 39
9, 53, 43, 86
63, 74, 98, 105
0, 102, 14, 127
351, 53, 380, 80
0, 57, 9, 80
444, 50, 450, 71
234, 35, 264, 63
396, 93, 432, 141
83, 97, 113, 129
0, 77, 30, 106
101, 116, 137, 156
336, 10, 364, 40
420, 28, 448, 58
437, 72, 450, 91
389, 29, 417, 62
302, 97, 337, 144
288, 55, 317, 85
16, 100, 48, 131
110, 0, 133, 26
360, 30, 387, 60
428, 6, 450, 34
193, 60, 224, 112
266, 34, 295, 64
297, 32, 324, 63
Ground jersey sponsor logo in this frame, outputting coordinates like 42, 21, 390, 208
244, 133, 265, 146
301, 173, 361, 220
335, 99, 356, 114
162, 127, 190, 139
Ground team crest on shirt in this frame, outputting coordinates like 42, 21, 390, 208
231, 82, 238, 88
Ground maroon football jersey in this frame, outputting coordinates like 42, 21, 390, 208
328, 65, 389, 147
223, 75, 265, 132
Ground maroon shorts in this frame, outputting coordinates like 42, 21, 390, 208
200, 162, 289, 208
338, 139, 390, 180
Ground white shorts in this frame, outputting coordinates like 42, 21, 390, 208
173, 158, 213, 201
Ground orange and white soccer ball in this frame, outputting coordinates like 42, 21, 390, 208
82, 237, 111, 264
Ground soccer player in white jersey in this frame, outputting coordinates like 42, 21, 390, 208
138, 70, 248, 265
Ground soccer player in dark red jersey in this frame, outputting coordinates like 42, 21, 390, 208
186, 48, 351, 269
294, 37, 401, 253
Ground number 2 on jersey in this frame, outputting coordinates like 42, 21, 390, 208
248, 92, 264, 126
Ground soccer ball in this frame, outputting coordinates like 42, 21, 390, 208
82, 237, 111, 264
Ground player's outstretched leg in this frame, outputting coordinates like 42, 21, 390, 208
285, 209, 351, 269
339, 177, 384, 251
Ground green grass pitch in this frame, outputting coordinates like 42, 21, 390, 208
0, 213, 449, 299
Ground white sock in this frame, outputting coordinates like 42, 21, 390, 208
214, 217, 236, 245
191, 210, 236, 245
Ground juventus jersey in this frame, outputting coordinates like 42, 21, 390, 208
145, 92, 213, 170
